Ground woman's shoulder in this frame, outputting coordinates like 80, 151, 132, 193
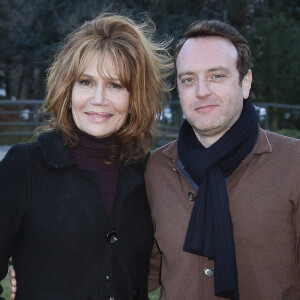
0, 142, 39, 181
4, 140, 39, 161
2, 130, 64, 165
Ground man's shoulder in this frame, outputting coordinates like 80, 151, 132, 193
260, 130, 300, 172
145, 140, 178, 176
149, 140, 177, 163
264, 130, 300, 153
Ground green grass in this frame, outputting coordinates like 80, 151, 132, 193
1, 275, 10, 300
275, 129, 300, 139
149, 288, 160, 299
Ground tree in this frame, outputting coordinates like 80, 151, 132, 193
246, 14, 300, 129
0, 0, 299, 113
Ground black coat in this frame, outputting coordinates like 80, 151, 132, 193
0, 131, 154, 300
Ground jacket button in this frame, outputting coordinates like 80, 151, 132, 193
105, 275, 110, 281
109, 297, 114, 300
171, 166, 177, 172
188, 191, 195, 201
133, 288, 139, 299
106, 231, 118, 244
203, 267, 214, 277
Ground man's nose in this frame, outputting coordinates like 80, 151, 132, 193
196, 79, 212, 98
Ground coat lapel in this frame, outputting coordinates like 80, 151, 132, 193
113, 156, 148, 218
36, 131, 75, 168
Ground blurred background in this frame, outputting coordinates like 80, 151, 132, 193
0, 0, 299, 146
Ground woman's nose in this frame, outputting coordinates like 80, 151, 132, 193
90, 85, 108, 105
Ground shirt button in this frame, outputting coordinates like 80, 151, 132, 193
203, 267, 214, 277
188, 191, 195, 201
106, 231, 118, 244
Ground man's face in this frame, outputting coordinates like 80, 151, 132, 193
176, 36, 252, 146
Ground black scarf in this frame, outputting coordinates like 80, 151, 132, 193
177, 101, 258, 299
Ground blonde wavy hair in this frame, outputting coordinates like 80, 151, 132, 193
37, 13, 173, 165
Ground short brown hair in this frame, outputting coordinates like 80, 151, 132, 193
174, 20, 252, 82
37, 13, 173, 165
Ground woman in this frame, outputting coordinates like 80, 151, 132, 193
0, 13, 172, 300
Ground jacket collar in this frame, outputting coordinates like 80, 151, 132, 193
36, 130, 75, 168
250, 127, 272, 155
162, 126, 272, 161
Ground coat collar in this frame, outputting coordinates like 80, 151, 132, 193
36, 130, 148, 222
162, 126, 272, 162
36, 130, 148, 178
36, 130, 75, 168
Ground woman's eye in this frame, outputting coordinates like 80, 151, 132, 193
79, 80, 91, 86
109, 82, 123, 89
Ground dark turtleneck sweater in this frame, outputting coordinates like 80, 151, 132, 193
69, 129, 119, 214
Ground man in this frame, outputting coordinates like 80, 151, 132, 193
145, 20, 300, 299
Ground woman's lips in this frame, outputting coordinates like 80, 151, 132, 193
85, 112, 113, 121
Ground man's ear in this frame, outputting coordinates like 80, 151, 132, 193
242, 69, 252, 99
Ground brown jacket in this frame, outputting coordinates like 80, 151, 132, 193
145, 128, 300, 300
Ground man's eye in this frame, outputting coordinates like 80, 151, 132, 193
212, 74, 225, 80
181, 78, 194, 84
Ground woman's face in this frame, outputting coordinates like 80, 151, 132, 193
71, 53, 130, 138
